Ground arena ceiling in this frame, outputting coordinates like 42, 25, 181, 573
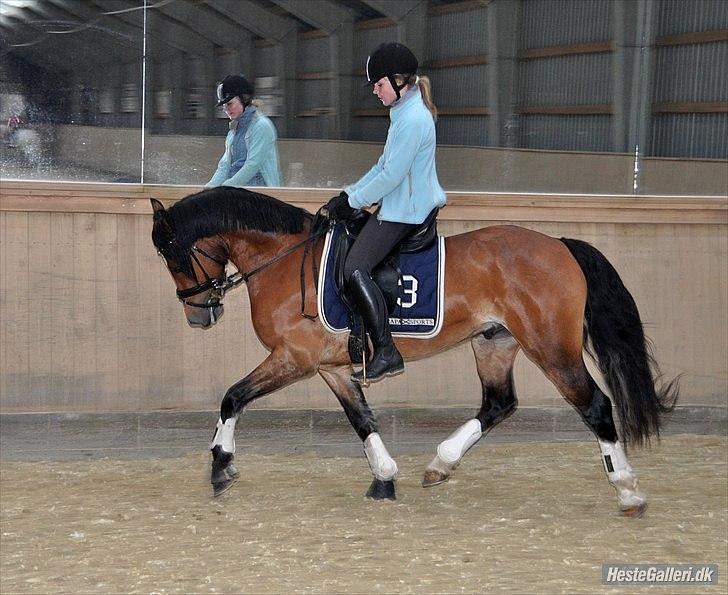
0, 0, 458, 69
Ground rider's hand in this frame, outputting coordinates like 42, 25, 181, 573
325, 191, 357, 221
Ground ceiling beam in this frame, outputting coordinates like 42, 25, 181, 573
269, 0, 354, 34
204, 0, 297, 44
0, 5, 133, 67
16, 1, 139, 61
360, 0, 425, 21
47, 0, 147, 49
0, 28, 76, 71
154, 0, 244, 48
92, 0, 212, 55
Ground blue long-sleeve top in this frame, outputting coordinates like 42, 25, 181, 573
344, 86, 446, 224
207, 107, 282, 188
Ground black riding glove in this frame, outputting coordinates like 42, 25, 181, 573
325, 191, 357, 221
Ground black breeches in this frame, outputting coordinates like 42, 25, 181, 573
343, 216, 417, 281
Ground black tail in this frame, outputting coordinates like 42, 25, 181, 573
560, 238, 679, 446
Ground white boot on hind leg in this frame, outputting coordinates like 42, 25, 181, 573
598, 439, 647, 516
423, 419, 482, 487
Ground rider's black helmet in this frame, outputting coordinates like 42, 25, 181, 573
216, 74, 255, 106
365, 42, 418, 100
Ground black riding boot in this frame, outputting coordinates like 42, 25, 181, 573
348, 269, 404, 383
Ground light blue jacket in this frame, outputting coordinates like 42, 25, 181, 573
207, 109, 282, 187
344, 87, 446, 224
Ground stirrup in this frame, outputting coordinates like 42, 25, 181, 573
351, 351, 404, 385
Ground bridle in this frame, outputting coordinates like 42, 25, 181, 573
174, 224, 329, 313
175, 244, 235, 310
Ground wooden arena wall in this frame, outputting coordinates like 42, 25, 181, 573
1, 182, 726, 413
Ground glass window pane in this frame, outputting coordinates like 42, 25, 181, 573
1, 0, 143, 182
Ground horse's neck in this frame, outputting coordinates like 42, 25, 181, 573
225, 229, 306, 279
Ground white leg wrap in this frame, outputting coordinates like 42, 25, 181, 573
363, 433, 398, 481
210, 417, 237, 453
437, 419, 483, 466
598, 439, 646, 509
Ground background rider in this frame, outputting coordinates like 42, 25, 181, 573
206, 74, 282, 188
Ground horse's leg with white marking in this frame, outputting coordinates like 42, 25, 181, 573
541, 358, 648, 517
566, 373, 647, 516
424, 329, 519, 486
319, 368, 397, 500
211, 349, 315, 497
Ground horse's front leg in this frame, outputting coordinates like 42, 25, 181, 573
210, 349, 315, 497
319, 368, 397, 500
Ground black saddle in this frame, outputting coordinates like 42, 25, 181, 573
331, 209, 439, 361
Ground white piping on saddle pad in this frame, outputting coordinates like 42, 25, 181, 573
317, 229, 347, 335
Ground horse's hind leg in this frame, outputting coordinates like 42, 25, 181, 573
423, 327, 519, 487
534, 352, 647, 517
319, 368, 397, 500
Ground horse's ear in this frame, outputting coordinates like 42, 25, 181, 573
150, 198, 166, 219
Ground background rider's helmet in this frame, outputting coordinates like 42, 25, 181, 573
365, 42, 418, 100
215, 74, 255, 106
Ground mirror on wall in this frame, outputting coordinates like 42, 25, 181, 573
1, 0, 726, 195
0, 0, 144, 183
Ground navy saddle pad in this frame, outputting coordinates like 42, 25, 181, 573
317, 224, 445, 338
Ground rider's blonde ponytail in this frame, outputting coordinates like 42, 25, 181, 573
396, 73, 438, 122
416, 75, 438, 122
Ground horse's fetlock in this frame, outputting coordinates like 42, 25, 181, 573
211, 445, 234, 466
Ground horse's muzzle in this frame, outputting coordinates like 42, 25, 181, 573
186, 303, 224, 328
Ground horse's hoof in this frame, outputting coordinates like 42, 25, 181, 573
212, 477, 237, 497
422, 469, 449, 487
366, 479, 396, 500
226, 463, 240, 479
620, 502, 648, 518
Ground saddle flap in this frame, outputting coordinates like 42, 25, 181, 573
400, 208, 439, 253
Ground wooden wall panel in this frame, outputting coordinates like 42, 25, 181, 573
49, 213, 75, 407
94, 214, 120, 409
27, 212, 53, 409
0, 184, 725, 413
71, 213, 98, 409
2, 212, 30, 410
134, 214, 164, 409
117, 214, 141, 410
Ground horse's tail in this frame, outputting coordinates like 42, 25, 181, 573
560, 237, 679, 446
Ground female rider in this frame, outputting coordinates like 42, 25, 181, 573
326, 42, 447, 384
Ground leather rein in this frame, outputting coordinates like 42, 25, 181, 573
176, 220, 329, 318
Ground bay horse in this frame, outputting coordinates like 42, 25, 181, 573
150, 187, 677, 517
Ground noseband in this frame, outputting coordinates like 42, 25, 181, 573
175, 245, 239, 310
176, 226, 328, 311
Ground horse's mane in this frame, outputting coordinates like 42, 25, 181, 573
152, 187, 311, 276
166, 187, 310, 248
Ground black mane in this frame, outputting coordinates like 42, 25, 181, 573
168, 187, 309, 244
152, 187, 311, 276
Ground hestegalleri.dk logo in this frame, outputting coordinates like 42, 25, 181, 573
602, 564, 718, 585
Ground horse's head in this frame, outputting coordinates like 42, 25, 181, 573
151, 198, 226, 328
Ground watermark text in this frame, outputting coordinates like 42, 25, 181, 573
602, 564, 718, 585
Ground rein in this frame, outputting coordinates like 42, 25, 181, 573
177, 217, 330, 316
